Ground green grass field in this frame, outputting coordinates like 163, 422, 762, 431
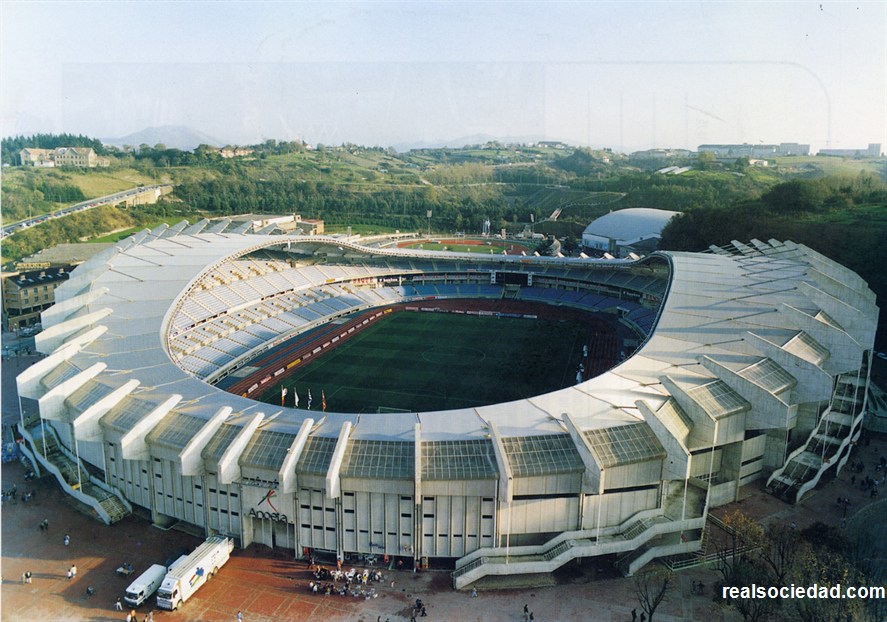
257, 311, 589, 412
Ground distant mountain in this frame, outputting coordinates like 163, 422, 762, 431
102, 126, 224, 151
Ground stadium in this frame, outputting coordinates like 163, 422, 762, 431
15, 221, 878, 588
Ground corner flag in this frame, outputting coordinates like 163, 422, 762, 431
322, 389, 327, 412
281, 387, 288, 406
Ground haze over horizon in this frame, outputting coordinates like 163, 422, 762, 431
1, 1, 885, 153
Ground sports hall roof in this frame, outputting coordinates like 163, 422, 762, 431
582, 208, 680, 244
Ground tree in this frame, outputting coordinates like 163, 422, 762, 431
758, 523, 801, 586
696, 151, 717, 170
633, 565, 674, 622
716, 510, 765, 584
761, 179, 828, 213
728, 559, 778, 622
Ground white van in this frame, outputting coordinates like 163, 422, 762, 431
124, 564, 168, 607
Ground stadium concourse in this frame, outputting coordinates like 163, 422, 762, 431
13, 222, 878, 590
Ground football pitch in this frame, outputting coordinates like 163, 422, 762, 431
257, 311, 591, 413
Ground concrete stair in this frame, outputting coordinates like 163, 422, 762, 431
766, 372, 867, 503
26, 423, 131, 524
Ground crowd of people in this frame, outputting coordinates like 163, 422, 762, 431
307, 562, 385, 599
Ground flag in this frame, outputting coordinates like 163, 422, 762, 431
322, 389, 327, 412
293, 388, 299, 408
281, 387, 288, 406
307, 389, 312, 410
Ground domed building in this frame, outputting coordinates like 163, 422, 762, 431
581, 208, 680, 257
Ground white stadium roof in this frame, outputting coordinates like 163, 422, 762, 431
19, 226, 878, 477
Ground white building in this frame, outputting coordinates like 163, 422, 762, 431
16, 226, 877, 588
581, 208, 680, 257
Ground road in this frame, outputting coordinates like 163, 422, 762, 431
1, 184, 172, 239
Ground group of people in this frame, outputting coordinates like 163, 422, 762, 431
409, 598, 428, 620
307, 566, 383, 599
3, 483, 38, 503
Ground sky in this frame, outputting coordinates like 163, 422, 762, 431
1, 1, 885, 153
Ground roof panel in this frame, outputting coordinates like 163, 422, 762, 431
103, 396, 161, 431
149, 411, 207, 450
584, 423, 666, 467
241, 430, 294, 469
40, 360, 82, 390
687, 380, 750, 419
341, 440, 414, 479
421, 439, 498, 480
739, 358, 796, 395
201, 424, 240, 461
502, 434, 584, 477
297, 436, 338, 474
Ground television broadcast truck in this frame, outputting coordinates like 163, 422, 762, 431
124, 554, 188, 607
156, 536, 234, 611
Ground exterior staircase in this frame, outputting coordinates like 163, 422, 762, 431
451, 501, 705, 589
21, 421, 131, 525
767, 371, 867, 503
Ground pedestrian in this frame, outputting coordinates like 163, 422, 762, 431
126, 612, 132, 622
42, 519, 49, 531
529, 613, 534, 622
66, 567, 73, 580
237, 611, 243, 621
71, 564, 77, 579
21, 572, 26, 584
147, 612, 153, 622
471, 587, 477, 597
64, 534, 70, 546
632, 607, 638, 622
25, 571, 32, 583
420, 606, 427, 617
524, 603, 530, 621
115, 598, 123, 611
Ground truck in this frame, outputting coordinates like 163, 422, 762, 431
124, 554, 188, 607
155, 536, 234, 611
123, 564, 168, 607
